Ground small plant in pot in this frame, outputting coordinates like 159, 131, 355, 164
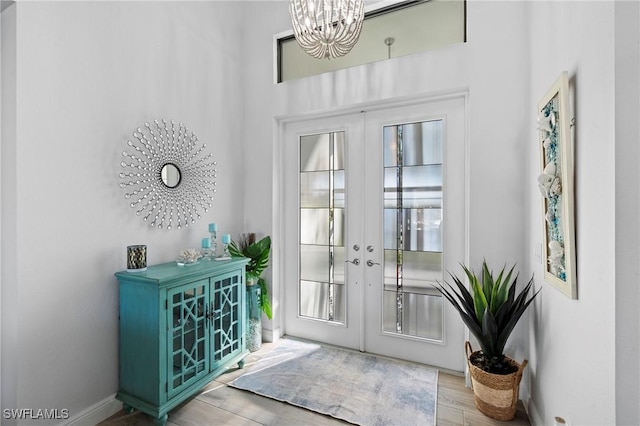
435, 260, 539, 421
228, 233, 272, 352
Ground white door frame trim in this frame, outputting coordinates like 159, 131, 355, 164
272, 89, 470, 371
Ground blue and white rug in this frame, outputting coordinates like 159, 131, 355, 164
231, 338, 438, 426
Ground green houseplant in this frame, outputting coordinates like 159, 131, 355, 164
228, 233, 273, 320
435, 260, 539, 421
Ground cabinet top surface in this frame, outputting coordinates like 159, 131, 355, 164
115, 257, 249, 285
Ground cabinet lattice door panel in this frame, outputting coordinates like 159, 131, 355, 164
211, 272, 243, 365
115, 259, 250, 426
167, 280, 209, 398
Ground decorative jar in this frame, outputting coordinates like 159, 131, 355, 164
246, 279, 262, 352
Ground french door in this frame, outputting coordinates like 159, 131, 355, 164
282, 96, 467, 371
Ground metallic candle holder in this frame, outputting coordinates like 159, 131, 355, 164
127, 245, 147, 272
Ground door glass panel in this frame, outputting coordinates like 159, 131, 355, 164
168, 281, 208, 395
299, 132, 346, 324
384, 251, 443, 288
384, 165, 443, 208
384, 121, 443, 167
300, 172, 330, 207
299, 245, 330, 283
300, 133, 346, 171
300, 171, 346, 208
300, 208, 344, 246
382, 120, 444, 341
383, 290, 443, 340
299, 281, 346, 322
383, 208, 442, 252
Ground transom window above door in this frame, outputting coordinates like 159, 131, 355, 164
276, 0, 467, 82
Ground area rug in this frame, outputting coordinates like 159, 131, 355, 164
230, 338, 438, 426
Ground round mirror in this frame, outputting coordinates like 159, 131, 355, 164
161, 163, 181, 188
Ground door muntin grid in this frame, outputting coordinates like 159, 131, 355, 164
168, 280, 209, 397
299, 131, 346, 323
382, 120, 444, 342
211, 274, 241, 365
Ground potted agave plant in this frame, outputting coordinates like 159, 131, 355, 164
228, 233, 272, 352
435, 260, 539, 421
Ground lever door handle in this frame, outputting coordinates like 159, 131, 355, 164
345, 259, 360, 265
366, 260, 380, 267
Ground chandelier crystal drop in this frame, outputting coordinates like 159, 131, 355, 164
289, 0, 365, 60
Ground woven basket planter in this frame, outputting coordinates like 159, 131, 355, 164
465, 341, 527, 421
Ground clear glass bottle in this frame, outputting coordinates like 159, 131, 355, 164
209, 231, 218, 259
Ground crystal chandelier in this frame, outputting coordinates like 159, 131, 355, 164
289, 0, 365, 60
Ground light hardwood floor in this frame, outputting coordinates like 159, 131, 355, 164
100, 341, 530, 426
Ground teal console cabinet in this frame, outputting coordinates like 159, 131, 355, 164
115, 258, 250, 426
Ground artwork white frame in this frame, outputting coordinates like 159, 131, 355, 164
537, 72, 577, 299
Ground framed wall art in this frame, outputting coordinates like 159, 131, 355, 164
537, 71, 577, 299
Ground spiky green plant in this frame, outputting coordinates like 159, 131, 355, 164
435, 260, 539, 373
228, 233, 272, 320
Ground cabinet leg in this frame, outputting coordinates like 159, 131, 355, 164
154, 414, 168, 426
122, 403, 135, 414
238, 358, 245, 369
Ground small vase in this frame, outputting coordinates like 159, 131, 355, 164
246, 279, 262, 352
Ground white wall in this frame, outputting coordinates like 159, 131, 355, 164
525, 1, 619, 425
243, 0, 530, 371
614, 1, 640, 424
1, 2, 17, 417
1, 2, 246, 423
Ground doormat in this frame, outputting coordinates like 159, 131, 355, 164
231, 338, 438, 425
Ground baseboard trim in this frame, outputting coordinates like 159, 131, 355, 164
262, 326, 281, 343
63, 394, 122, 426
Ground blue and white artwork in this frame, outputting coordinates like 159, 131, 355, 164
536, 71, 576, 298
537, 98, 566, 282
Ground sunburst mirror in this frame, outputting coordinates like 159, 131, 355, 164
119, 119, 217, 230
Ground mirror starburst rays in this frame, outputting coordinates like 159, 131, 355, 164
119, 119, 217, 230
